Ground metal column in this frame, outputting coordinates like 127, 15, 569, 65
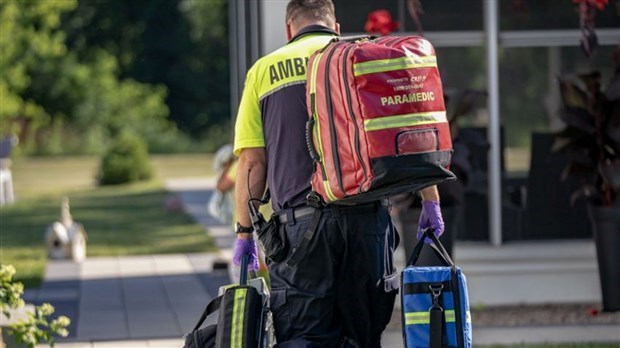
229, 0, 262, 126
229, 1, 240, 130
484, 0, 502, 246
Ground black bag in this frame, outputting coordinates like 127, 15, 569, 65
183, 254, 270, 348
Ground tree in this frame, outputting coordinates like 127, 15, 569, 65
1, 0, 178, 154
62, 0, 231, 140
0, 0, 76, 139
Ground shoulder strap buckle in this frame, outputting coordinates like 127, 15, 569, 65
306, 191, 324, 208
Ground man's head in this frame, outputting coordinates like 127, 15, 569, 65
286, 0, 339, 40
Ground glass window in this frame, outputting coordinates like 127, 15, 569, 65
333, 0, 400, 33
499, 47, 550, 148
500, 0, 619, 30
560, 45, 616, 78
405, 0, 484, 32
436, 47, 486, 92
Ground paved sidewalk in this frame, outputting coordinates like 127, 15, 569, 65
25, 177, 619, 347
24, 253, 229, 347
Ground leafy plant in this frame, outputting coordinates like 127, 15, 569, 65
552, 48, 620, 206
1, 265, 70, 348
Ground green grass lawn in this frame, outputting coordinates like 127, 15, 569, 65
0, 154, 217, 287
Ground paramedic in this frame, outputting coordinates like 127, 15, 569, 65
232, 0, 445, 346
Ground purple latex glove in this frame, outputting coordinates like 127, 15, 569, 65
233, 237, 259, 271
417, 200, 445, 243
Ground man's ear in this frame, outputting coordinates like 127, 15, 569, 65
286, 22, 293, 40
334, 22, 341, 35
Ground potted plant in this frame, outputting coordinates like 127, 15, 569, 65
552, 46, 620, 312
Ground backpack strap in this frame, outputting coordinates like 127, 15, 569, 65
285, 208, 322, 269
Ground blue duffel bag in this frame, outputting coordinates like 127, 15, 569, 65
401, 230, 472, 348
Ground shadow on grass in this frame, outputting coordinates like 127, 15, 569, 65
0, 184, 216, 287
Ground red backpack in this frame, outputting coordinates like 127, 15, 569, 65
306, 35, 455, 204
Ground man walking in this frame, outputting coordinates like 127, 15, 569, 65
232, 1, 445, 346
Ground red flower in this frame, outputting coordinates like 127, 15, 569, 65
572, 0, 609, 10
364, 9, 400, 36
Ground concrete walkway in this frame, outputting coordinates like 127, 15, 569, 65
24, 253, 229, 347
24, 177, 619, 347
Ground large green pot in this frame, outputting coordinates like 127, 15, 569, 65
587, 203, 620, 312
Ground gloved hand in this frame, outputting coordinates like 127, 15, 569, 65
417, 200, 445, 243
233, 237, 260, 272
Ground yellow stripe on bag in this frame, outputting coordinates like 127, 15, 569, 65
364, 111, 447, 132
309, 52, 338, 202
353, 56, 437, 76
323, 180, 337, 202
231, 288, 247, 348
405, 310, 455, 325
404, 310, 472, 325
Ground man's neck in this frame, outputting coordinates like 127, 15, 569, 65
288, 23, 338, 43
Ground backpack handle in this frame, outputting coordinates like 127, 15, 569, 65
306, 117, 320, 162
334, 35, 375, 43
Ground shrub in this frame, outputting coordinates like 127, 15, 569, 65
98, 132, 153, 185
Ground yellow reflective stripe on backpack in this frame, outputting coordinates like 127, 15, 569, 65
231, 288, 247, 348
353, 56, 437, 76
364, 111, 447, 132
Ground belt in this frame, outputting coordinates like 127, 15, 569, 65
274, 199, 389, 225
274, 206, 315, 224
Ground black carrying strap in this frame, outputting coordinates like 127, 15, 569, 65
191, 294, 222, 332
429, 304, 443, 347
429, 283, 444, 348
285, 208, 322, 269
407, 228, 455, 267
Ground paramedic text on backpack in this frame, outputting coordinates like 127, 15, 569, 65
232, 1, 446, 346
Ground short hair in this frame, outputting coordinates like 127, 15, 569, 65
286, 0, 336, 27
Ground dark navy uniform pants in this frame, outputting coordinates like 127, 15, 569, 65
268, 203, 399, 348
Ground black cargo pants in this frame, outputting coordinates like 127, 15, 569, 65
268, 202, 399, 348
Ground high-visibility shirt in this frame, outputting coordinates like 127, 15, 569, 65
234, 25, 338, 211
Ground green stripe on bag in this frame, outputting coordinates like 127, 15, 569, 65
353, 56, 437, 76
363, 111, 447, 132
231, 288, 247, 348
405, 310, 455, 325
404, 310, 472, 325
